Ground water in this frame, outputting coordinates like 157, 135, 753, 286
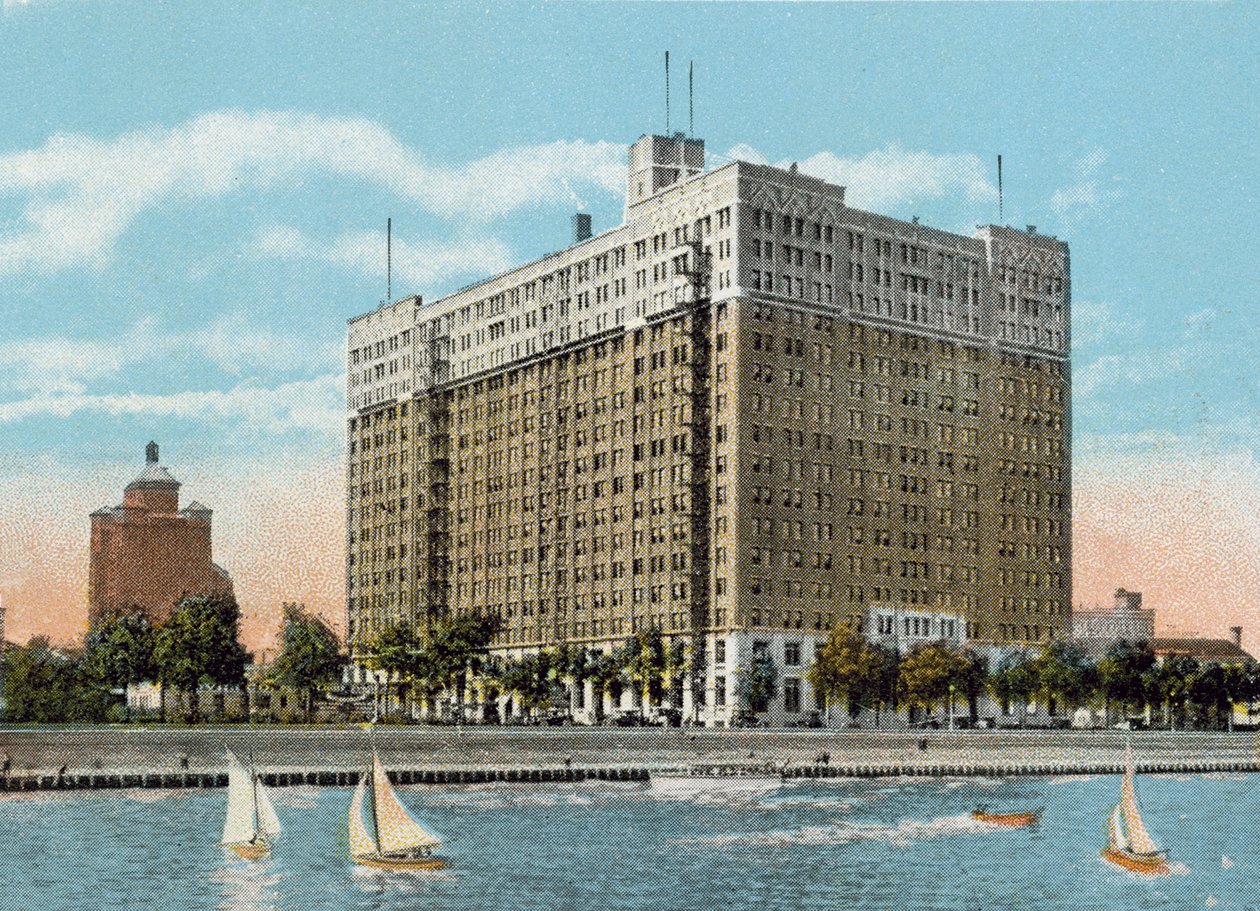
1, 773, 1257, 910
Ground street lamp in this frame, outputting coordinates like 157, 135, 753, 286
948, 683, 956, 731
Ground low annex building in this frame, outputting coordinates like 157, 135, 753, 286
88, 442, 235, 627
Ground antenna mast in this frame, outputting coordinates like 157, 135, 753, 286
387, 217, 392, 303
665, 51, 670, 133
997, 156, 1003, 223
689, 61, 694, 135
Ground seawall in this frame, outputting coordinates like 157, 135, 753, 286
2, 726, 1257, 791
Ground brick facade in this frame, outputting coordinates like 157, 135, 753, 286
88, 442, 234, 627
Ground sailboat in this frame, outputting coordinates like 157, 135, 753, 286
1101, 741, 1170, 875
222, 751, 281, 861
349, 750, 446, 871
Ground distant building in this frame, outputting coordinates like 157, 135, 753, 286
88, 442, 234, 627
1152, 632, 1253, 666
1072, 588, 1155, 642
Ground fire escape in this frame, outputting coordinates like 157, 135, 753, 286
677, 228, 713, 719
425, 334, 453, 623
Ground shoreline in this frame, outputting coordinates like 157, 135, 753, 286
2, 726, 1258, 789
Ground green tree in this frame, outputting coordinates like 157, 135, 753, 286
1187, 662, 1229, 730
2, 638, 110, 723
1221, 661, 1258, 731
555, 642, 592, 715
616, 628, 668, 716
362, 621, 424, 720
270, 603, 343, 722
1097, 640, 1156, 723
740, 646, 777, 715
1146, 654, 1198, 729
586, 651, 622, 722
152, 596, 248, 723
958, 649, 990, 723
81, 611, 155, 721
1029, 641, 1092, 718
898, 642, 970, 719
989, 651, 1038, 726
494, 651, 560, 717
806, 624, 882, 722
427, 612, 501, 718
868, 644, 901, 728
664, 639, 689, 712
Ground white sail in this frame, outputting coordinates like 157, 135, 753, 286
1120, 742, 1162, 856
348, 772, 379, 858
371, 751, 441, 855
1108, 804, 1130, 853
254, 772, 281, 839
222, 752, 259, 846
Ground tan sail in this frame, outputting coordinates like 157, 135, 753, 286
348, 773, 379, 858
371, 752, 441, 855
1119, 742, 1161, 856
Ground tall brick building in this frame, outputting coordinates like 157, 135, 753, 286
345, 132, 1071, 725
89, 442, 235, 627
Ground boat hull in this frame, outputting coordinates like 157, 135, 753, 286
227, 841, 271, 861
1101, 848, 1170, 876
352, 853, 448, 871
972, 811, 1040, 828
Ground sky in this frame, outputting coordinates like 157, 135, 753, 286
1, 1, 1258, 654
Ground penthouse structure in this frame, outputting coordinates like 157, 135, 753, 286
346, 132, 1071, 726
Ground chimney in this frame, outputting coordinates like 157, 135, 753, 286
146, 441, 159, 464
572, 213, 593, 244
1231, 626, 1243, 648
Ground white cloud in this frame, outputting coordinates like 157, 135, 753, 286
1181, 307, 1217, 337
255, 226, 514, 289
0, 373, 343, 433
0, 110, 626, 275
1071, 300, 1145, 348
1074, 348, 1193, 398
0, 316, 340, 394
1050, 147, 1117, 226
727, 144, 997, 212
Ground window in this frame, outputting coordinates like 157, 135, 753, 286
784, 642, 802, 667
784, 678, 801, 714
715, 676, 727, 707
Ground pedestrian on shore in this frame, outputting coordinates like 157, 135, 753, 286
1, 752, 10, 773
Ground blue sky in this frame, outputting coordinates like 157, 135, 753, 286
2, 1, 1258, 644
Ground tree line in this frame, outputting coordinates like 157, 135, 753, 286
807, 626, 1260, 730
5, 601, 1257, 729
358, 618, 692, 723
1, 598, 340, 724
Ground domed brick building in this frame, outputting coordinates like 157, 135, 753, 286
88, 442, 235, 627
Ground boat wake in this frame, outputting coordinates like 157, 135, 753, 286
211, 863, 281, 911
122, 789, 183, 803
675, 813, 993, 848
351, 865, 458, 886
